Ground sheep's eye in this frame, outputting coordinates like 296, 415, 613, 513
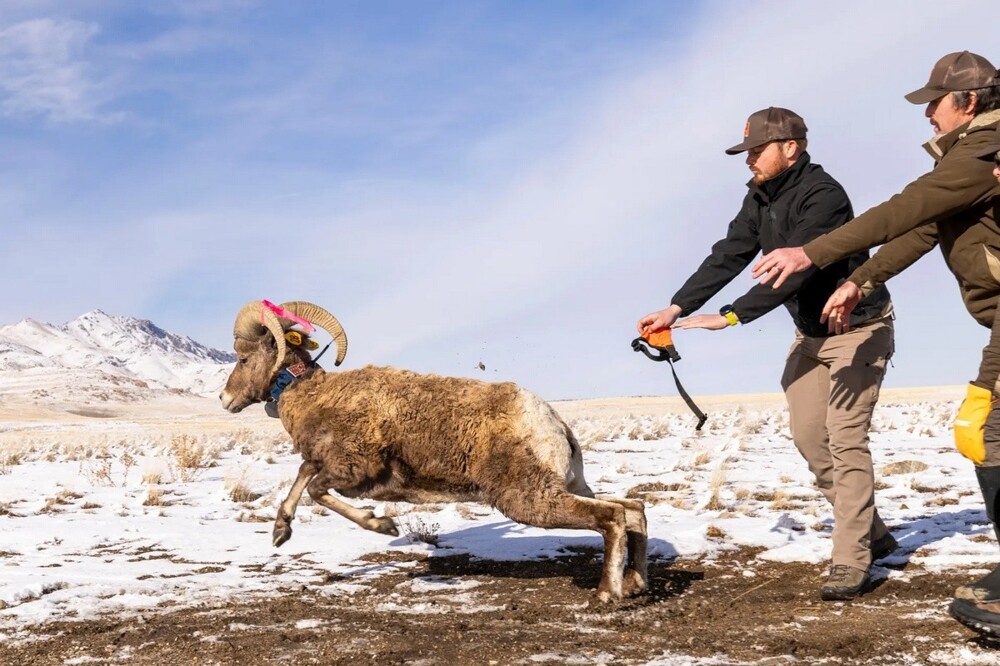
239, 358, 249, 365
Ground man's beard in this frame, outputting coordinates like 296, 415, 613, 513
751, 160, 790, 185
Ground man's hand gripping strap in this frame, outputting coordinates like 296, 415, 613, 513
631, 329, 708, 430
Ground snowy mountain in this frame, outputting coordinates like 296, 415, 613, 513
0, 310, 235, 396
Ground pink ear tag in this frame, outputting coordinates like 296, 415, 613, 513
260, 299, 316, 332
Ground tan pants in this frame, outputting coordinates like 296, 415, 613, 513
780, 316, 894, 570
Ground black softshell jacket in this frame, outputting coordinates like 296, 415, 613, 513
671, 153, 890, 337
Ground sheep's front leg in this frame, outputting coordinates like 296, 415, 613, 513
307, 476, 399, 536
273, 461, 319, 547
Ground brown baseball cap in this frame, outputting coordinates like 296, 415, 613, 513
725, 107, 807, 155
904, 51, 999, 104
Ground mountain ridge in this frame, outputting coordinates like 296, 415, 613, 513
0, 309, 235, 396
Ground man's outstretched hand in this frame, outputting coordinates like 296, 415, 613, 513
637, 304, 683, 335
821, 281, 863, 334
751, 247, 813, 289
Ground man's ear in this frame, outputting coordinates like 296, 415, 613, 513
963, 91, 979, 114
782, 140, 800, 159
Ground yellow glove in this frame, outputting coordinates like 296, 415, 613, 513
954, 383, 994, 464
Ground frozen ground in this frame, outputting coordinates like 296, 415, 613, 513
1, 384, 999, 664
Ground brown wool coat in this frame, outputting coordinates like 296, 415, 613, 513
805, 110, 1000, 324
803, 109, 1000, 388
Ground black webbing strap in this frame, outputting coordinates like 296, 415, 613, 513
631, 337, 708, 430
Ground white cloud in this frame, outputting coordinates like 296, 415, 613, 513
0, 18, 109, 121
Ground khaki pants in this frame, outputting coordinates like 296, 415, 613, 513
780, 316, 894, 570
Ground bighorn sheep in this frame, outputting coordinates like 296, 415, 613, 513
219, 300, 647, 601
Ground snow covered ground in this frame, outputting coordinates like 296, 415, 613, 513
1, 384, 997, 663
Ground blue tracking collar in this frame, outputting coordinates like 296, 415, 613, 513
266, 362, 315, 416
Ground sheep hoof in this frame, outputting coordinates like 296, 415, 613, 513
371, 517, 399, 536
622, 569, 647, 597
594, 585, 623, 604
272, 525, 293, 547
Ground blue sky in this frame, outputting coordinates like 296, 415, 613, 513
2, 0, 998, 400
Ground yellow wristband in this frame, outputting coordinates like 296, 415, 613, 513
723, 310, 739, 326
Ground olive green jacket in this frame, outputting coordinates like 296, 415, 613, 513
803, 109, 1000, 389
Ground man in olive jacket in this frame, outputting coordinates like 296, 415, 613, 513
752, 51, 1000, 635
637, 107, 895, 600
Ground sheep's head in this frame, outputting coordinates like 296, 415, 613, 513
219, 300, 348, 413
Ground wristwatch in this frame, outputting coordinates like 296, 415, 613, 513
719, 304, 740, 327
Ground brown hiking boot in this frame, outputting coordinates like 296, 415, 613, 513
870, 533, 898, 561
950, 598, 1000, 637
955, 564, 1000, 602
821, 565, 870, 601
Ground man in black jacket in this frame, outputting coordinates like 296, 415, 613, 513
637, 107, 896, 600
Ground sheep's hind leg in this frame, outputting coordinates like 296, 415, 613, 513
273, 461, 319, 547
307, 476, 399, 536
499, 490, 627, 603
596, 495, 647, 596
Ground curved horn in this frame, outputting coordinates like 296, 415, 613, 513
278, 301, 348, 366
233, 300, 287, 374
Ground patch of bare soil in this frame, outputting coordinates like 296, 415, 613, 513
4, 549, 998, 665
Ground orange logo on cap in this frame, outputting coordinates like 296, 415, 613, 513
743, 121, 750, 138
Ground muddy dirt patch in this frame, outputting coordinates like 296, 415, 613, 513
3, 550, 999, 665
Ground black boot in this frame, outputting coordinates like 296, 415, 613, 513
955, 465, 1000, 602
949, 598, 1000, 637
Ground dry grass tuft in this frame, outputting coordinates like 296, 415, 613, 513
80, 458, 115, 487
229, 483, 262, 504
40, 497, 65, 514
909, 479, 947, 494
398, 515, 440, 547
0, 450, 25, 475
705, 524, 727, 540
692, 452, 712, 468
969, 533, 996, 543
168, 435, 211, 482
769, 489, 798, 511
709, 459, 730, 496
143, 487, 167, 507
40, 489, 82, 513
704, 492, 725, 511
236, 512, 274, 523
224, 465, 263, 503
80, 451, 138, 487
626, 481, 686, 499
